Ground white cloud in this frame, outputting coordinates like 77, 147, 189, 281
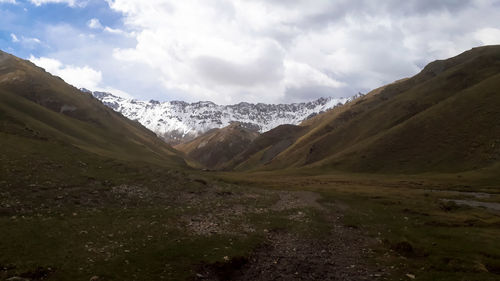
104, 26, 135, 37
10, 33, 42, 46
29, 55, 133, 98
86, 18, 133, 37
101, 0, 500, 104
24, 37, 41, 44
106, 0, 350, 103
474, 28, 500, 45
104, 26, 120, 33
29, 0, 86, 7
29, 56, 102, 90
0, 0, 17, 4
87, 18, 102, 29
284, 60, 344, 90
21, 0, 500, 104
10, 33, 19, 42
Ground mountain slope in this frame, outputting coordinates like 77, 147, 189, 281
224, 124, 310, 171
234, 46, 500, 174
175, 122, 259, 169
0, 50, 185, 186
90, 90, 350, 144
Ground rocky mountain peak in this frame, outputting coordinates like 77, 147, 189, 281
89, 89, 358, 144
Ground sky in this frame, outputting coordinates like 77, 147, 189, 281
1, 0, 499, 104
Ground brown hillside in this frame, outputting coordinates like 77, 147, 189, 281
232, 46, 500, 174
175, 122, 259, 169
0, 50, 186, 183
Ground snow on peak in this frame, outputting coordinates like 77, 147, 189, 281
88, 90, 359, 144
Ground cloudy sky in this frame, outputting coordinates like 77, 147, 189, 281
1, 0, 499, 104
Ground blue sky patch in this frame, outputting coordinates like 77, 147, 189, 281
0, 0, 123, 58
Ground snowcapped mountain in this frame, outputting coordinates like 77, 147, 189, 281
85, 89, 358, 144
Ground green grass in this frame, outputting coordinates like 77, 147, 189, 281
0, 208, 262, 281
0, 173, 339, 281
329, 190, 500, 280
215, 170, 500, 280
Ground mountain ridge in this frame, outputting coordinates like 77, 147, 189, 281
175, 122, 260, 169
0, 49, 186, 188
176, 46, 500, 174
239, 45, 500, 173
87, 89, 359, 144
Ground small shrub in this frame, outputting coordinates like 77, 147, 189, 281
439, 200, 460, 212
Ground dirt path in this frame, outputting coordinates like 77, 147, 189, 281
1, 176, 389, 281
195, 190, 387, 281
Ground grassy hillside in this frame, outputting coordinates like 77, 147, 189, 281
175, 122, 259, 169
237, 45, 500, 174
0, 50, 186, 186
226, 124, 309, 171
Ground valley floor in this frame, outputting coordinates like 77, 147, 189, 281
1, 168, 500, 281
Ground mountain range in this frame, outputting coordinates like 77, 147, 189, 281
177, 45, 500, 174
2, 45, 499, 177
87, 89, 355, 144
2, 46, 500, 281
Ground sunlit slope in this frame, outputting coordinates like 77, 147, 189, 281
225, 124, 309, 171
255, 45, 500, 173
0, 50, 185, 171
175, 122, 259, 169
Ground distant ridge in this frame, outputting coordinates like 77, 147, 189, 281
178, 46, 500, 174
235, 45, 500, 173
88, 88, 358, 145
175, 122, 260, 169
